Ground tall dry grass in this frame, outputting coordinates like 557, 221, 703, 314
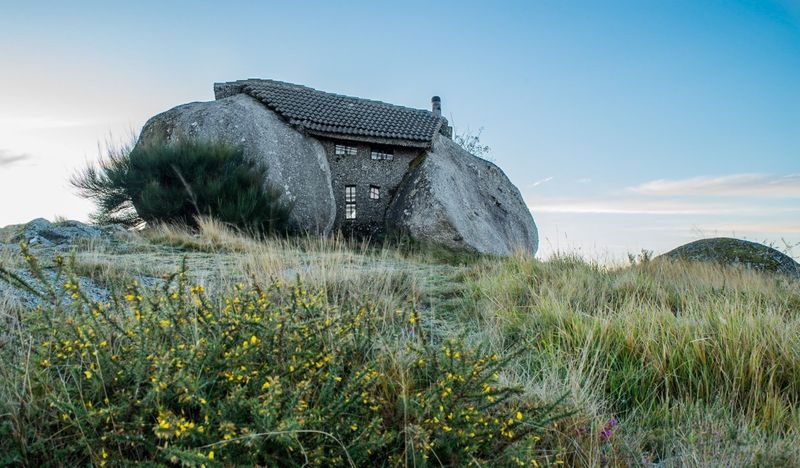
454, 253, 800, 465
2, 219, 798, 465
140, 217, 441, 314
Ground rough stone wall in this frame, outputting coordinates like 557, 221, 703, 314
319, 138, 423, 237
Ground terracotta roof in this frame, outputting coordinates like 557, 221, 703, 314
214, 79, 444, 146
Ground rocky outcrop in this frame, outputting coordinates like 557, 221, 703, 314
136, 94, 336, 235
386, 135, 538, 256
661, 238, 800, 278
9, 218, 129, 247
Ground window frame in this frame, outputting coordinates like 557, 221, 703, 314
345, 185, 356, 203
335, 144, 358, 156
345, 203, 357, 219
370, 147, 394, 161
369, 185, 380, 200
345, 185, 357, 219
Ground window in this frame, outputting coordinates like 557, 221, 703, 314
370, 148, 394, 161
345, 204, 356, 219
335, 144, 357, 156
345, 185, 356, 219
369, 185, 380, 200
345, 185, 356, 203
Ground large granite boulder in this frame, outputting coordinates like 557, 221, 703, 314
136, 94, 336, 234
386, 134, 538, 256
661, 237, 800, 278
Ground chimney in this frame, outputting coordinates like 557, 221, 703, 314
431, 96, 442, 117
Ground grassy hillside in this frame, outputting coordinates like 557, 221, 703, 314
1, 219, 799, 466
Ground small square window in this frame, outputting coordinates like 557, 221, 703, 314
335, 144, 358, 156
345, 203, 356, 219
370, 148, 394, 161
345, 185, 356, 203
369, 185, 380, 200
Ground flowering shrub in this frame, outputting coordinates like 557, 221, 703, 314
0, 247, 563, 466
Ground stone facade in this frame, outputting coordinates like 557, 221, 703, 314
318, 138, 424, 237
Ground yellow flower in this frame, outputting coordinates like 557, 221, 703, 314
250, 335, 258, 345
207, 450, 214, 460
516, 411, 523, 421
350, 424, 358, 431
84, 370, 93, 379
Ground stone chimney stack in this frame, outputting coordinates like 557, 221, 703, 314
431, 96, 442, 117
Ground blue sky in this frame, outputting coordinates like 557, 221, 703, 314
0, 0, 798, 260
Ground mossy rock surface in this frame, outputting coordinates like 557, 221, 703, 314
661, 237, 800, 278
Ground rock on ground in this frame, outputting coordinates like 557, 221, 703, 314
386, 134, 538, 256
0, 219, 140, 308
136, 94, 336, 235
660, 237, 800, 278
8, 218, 129, 248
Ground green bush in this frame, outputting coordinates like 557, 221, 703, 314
72, 139, 291, 234
0, 247, 563, 466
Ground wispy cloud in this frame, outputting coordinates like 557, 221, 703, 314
0, 149, 31, 167
576, 178, 592, 184
528, 176, 554, 188
528, 196, 800, 216
0, 115, 99, 131
628, 173, 800, 198
688, 222, 800, 235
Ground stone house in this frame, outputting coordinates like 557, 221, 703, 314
213, 79, 453, 237
138, 78, 538, 255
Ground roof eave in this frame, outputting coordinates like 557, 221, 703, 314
305, 130, 432, 149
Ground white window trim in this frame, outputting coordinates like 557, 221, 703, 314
345, 203, 357, 219
370, 148, 394, 161
335, 144, 358, 156
345, 185, 356, 203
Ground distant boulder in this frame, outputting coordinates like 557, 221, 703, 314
661, 237, 800, 278
386, 135, 538, 256
9, 218, 126, 247
135, 94, 336, 235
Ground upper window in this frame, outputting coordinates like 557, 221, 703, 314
370, 148, 394, 161
369, 185, 380, 200
335, 144, 358, 156
345, 185, 356, 203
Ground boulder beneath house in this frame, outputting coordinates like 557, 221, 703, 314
136, 94, 336, 234
660, 237, 800, 278
386, 134, 538, 256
